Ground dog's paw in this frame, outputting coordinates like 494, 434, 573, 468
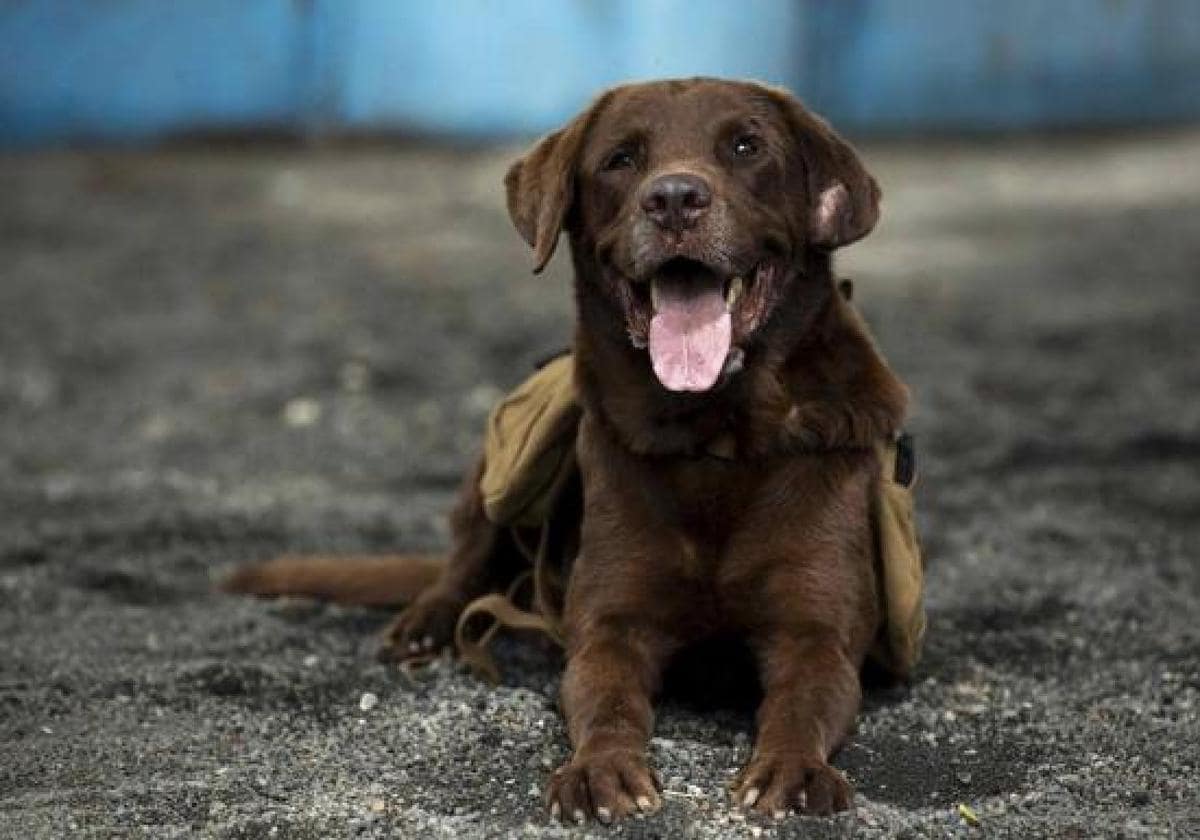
377, 593, 461, 662
731, 754, 852, 817
547, 751, 661, 824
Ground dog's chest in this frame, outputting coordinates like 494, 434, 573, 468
634, 449, 855, 565
639, 454, 768, 552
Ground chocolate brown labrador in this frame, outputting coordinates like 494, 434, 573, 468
226, 78, 909, 823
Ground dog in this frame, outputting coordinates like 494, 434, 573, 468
225, 78, 911, 824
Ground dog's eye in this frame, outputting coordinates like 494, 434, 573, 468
603, 148, 637, 171
731, 134, 761, 159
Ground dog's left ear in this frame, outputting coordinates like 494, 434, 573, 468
763, 85, 882, 249
505, 93, 609, 273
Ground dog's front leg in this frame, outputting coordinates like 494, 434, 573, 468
547, 622, 672, 824
732, 629, 858, 817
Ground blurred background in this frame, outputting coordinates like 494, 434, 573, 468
3, 0, 1200, 143
3, 3, 1199, 838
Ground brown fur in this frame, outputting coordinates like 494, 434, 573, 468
221, 553, 442, 606
224, 78, 909, 823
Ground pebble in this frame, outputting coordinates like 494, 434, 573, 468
340, 361, 371, 392
359, 692, 379, 712
283, 397, 321, 427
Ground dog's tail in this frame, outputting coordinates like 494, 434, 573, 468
219, 553, 444, 606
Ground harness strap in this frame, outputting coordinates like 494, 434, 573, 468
455, 463, 574, 683
456, 581, 557, 684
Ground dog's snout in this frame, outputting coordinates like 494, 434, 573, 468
640, 173, 712, 232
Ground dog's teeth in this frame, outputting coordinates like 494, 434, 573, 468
650, 280, 661, 313
726, 276, 744, 310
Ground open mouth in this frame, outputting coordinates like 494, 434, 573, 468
624, 257, 777, 393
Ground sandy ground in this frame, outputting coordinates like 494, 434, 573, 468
1, 130, 1199, 839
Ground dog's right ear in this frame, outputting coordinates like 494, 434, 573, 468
505, 95, 608, 274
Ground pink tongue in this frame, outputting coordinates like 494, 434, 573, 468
648, 280, 731, 392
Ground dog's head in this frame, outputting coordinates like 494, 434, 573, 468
506, 78, 880, 393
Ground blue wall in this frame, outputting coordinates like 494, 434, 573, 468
2, 0, 1199, 147
0, 1, 310, 147
803, 0, 1200, 130
327, 1, 806, 137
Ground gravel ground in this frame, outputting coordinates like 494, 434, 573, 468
1, 130, 1198, 839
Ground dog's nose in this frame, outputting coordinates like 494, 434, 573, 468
640, 173, 712, 231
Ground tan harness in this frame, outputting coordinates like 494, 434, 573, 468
455, 352, 926, 683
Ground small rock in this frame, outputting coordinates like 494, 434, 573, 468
283, 397, 321, 427
340, 361, 371, 392
465, 383, 503, 416
359, 692, 379, 712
